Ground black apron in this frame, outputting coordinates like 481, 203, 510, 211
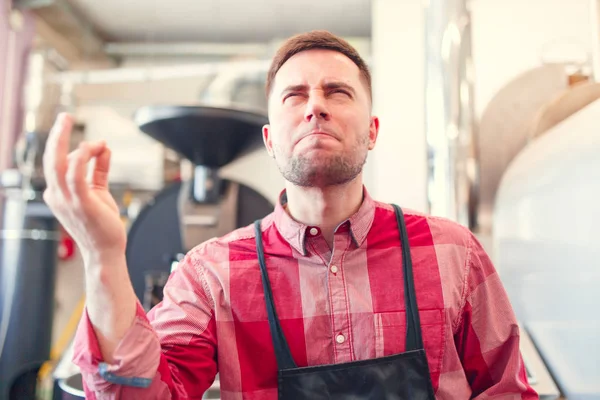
253, 204, 436, 400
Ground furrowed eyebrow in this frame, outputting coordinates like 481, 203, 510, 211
281, 84, 309, 96
323, 82, 356, 95
280, 82, 356, 97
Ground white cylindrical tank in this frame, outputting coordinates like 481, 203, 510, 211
493, 99, 600, 399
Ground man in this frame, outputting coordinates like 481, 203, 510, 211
44, 31, 538, 399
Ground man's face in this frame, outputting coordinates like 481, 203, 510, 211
263, 49, 379, 188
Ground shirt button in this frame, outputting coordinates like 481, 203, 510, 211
309, 227, 319, 236
330, 265, 338, 274
336, 334, 345, 344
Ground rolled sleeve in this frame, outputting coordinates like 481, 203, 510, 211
72, 300, 161, 393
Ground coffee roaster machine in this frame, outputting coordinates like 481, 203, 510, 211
50, 103, 275, 399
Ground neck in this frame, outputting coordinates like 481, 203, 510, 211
284, 176, 365, 247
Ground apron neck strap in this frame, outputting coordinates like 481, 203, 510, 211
254, 205, 425, 371
254, 220, 298, 370
392, 204, 424, 351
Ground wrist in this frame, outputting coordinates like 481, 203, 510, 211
82, 249, 126, 270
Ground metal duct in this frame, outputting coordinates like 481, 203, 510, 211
424, 0, 479, 229
23, 48, 67, 134
10, 48, 68, 185
199, 66, 268, 114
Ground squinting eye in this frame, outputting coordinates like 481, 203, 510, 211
284, 93, 299, 100
332, 90, 350, 96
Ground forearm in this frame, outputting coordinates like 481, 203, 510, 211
42, 114, 183, 397
73, 252, 218, 399
84, 253, 137, 364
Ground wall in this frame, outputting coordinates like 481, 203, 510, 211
369, 0, 428, 212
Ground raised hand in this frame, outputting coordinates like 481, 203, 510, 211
42, 113, 127, 264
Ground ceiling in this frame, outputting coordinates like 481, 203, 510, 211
65, 0, 372, 43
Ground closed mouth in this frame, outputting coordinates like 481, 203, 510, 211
297, 131, 337, 144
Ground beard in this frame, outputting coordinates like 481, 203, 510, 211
273, 135, 369, 187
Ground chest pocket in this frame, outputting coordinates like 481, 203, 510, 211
374, 309, 445, 386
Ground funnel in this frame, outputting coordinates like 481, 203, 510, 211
134, 105, 268, 167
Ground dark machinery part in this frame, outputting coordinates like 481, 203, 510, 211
128, 105, 274, 306
125, 179, 273, 306
134, 105, 267, 168
0, 177, 59, 400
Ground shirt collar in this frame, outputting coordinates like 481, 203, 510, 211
272, 186, 376, 256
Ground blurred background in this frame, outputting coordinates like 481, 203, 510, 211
0, 0, 599, 399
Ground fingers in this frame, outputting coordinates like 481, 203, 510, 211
43, 112, 111, 211
43, 113, 73, 199
65, 141, 107, 204
65, 144, 91, 205
92, 145, 111, 189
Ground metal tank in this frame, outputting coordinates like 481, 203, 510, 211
493, 95, 600, 399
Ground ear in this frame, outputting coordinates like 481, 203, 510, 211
367, 116, 380, 150
262, 124, 275, 157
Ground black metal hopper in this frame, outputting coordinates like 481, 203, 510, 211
134, 105, 268, 167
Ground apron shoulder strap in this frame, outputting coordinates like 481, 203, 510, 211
391, 204, 425, 351
254, 219, 297, 370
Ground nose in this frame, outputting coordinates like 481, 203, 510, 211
304, 93, 331, 122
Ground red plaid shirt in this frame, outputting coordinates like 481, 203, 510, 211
73, 188, 538, 399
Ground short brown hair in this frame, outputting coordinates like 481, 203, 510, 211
265, 30, 372, 101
